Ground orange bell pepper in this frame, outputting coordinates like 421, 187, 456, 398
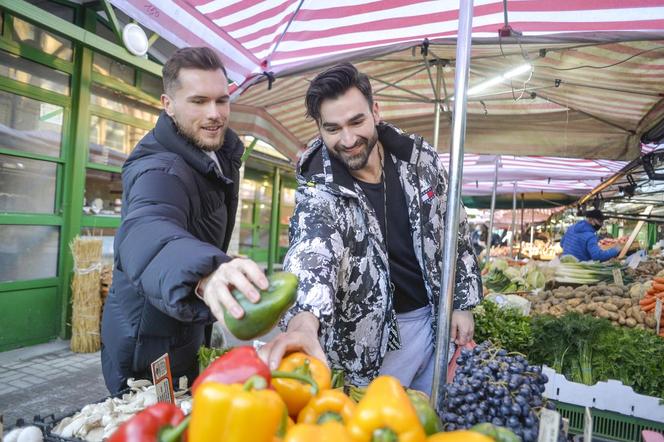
346, 376, 426, 442
284, 421, 352, 442
272, 352, 331, 417
297, 389, 356, 425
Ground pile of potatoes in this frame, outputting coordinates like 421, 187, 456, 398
527, 282, 657, 330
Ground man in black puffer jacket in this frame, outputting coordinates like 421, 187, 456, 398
101, 47, 268, 394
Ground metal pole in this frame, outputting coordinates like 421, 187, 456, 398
433, 62, 443, 149
520, 193, 525, 257
267, 167, 281, 275
431, 0, 474, 413
530, 208, 535, 244
509, 182, 517, 258
485, 157, 499, 265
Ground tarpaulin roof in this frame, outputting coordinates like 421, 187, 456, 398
110, 1, 664, 162
448, 153, 626, 196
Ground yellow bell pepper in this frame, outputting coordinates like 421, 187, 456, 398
285, 421, 353, 442
426, 431, 493, 442
272, 352, 331, 417
297, 389, 356, 425
346, 376, 426, 442
188, 375, 286, 442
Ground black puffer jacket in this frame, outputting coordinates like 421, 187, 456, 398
101, 112, 243, 393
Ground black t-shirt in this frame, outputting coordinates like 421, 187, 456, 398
355, 153, 429, 313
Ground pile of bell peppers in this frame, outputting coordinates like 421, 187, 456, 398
109, 346, 511, 442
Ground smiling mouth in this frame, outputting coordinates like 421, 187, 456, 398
202, 125, 222, 133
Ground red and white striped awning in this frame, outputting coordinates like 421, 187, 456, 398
111, 0, 664, 86
111, 1, 664, 163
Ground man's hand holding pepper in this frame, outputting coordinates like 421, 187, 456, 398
197, 258, 268, 322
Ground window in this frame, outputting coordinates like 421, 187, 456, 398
279, 186, 296, 248
93, 53, 135, 84
90, 84, 159, 123
0, 154, 56, 213
83, 169, 122, 216
0, 91, 63, 157
0, 225, 59, 282
12, 17, 73, 61
141, 73, 163, 98
88, 116, 148, 167
0, 50, 70, 95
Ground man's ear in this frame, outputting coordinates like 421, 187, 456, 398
161, 93, 175, 117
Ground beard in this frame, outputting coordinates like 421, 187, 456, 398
329, 131, 379, 171
172, 116, 226, 152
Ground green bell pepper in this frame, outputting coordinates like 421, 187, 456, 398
405, 389, 442, 436
224, 271, 298, 340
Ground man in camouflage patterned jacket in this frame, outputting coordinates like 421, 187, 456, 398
259, 63, 482, 394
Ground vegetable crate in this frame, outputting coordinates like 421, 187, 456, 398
555, 401, 664, 442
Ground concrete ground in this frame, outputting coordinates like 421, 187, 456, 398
0, 326, 279, 432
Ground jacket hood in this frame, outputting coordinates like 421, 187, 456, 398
296, 122, 421, 193
571, 220, 596, 235
124, 111, 243, 181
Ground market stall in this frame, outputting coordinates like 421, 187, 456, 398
6, 0, 664, 441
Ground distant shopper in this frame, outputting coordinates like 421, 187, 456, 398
561, 209, 619, 262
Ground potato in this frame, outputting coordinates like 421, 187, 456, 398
593, 296, 609, 302
625, 318, 637, 327
585, 303, 598, 312
567, 299, 583, 308
607, 311, 619, 321
602, 303, 618, 312
595, 307, 610, 319
645, 315, 657, 328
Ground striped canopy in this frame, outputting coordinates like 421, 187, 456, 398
111, 0, 664, 163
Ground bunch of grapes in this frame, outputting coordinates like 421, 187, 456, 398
440, 341, 566, 442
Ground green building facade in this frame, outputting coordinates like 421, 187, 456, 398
0, 0, 296, 352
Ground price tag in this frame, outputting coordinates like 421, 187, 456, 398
612, 268, 624, 286
656, 299, 662, 334
583, 407, 593, 442
151, 353, 175, 404
537, 408, 560, 442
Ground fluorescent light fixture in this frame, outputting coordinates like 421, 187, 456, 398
466, 63, 532, 96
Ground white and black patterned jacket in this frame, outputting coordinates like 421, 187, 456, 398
282, 122, 481, 386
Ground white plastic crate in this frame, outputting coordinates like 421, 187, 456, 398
542, 366, 664, 423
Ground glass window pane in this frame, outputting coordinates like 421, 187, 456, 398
141, 73, 163, 98
0, 91, 63, 157
83, 169, 122, 216
88, 116, 149, 167
90, 84, 160, 124
0, 225, 59, 282
0, 154, 56, 213
0, 50, 70, 95
93, 53, 135, 84
12, 17, 73, 61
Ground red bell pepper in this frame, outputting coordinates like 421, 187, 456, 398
108, 402, 188, 442
191, 346, 271, 394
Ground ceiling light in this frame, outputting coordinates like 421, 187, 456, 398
467, 63, 532, 96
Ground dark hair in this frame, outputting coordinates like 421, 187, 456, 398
305, 62, 373, 123
585, 209, 605, 222
162, 47, 227, 94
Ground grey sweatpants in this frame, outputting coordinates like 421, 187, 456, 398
379, 306, 455, 396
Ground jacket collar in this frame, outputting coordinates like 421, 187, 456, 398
153, 111, 233, 184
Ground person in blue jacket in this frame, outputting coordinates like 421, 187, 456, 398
100, 47, 268, 394
561, 209, 620, 262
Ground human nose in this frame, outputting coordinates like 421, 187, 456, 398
206, 101, 222, 120
340, 127, 357, 148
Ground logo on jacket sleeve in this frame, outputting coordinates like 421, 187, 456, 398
421, 186, 435, 202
